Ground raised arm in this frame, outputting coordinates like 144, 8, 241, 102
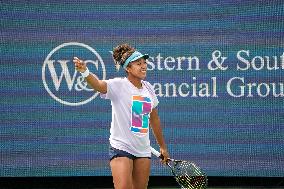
150, 108, 169, 163
73, 57, 107, 94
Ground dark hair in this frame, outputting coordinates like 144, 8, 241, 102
112, 43, 135, 69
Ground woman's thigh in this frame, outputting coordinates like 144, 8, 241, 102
110, 157, 133, 189
132, 158, 151, 189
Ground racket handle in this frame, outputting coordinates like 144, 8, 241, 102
150, 146, 164, 159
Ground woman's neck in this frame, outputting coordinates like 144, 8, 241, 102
127, 76, 142, 89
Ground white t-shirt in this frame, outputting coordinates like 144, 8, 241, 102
101, 77, 159, 157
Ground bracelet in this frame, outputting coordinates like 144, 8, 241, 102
81, 67, 90, 78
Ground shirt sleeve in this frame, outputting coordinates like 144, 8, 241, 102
100, 78, 122, 101
143, 81, 159, 109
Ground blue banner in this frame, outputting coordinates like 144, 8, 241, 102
1, 0, 283, 176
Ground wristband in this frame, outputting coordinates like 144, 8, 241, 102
81, 67, 90, 78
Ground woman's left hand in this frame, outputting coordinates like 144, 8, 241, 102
160, 148, 170, 164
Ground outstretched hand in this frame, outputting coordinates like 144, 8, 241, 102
73, 57, 87, 73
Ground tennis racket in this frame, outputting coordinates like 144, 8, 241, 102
150, 147, 208, 189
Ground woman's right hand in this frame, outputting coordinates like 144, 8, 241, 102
73, 57, 87, 73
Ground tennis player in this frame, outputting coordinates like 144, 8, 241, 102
73, 44, 169, 189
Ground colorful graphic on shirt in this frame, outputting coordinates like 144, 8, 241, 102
131, 95, 152, 136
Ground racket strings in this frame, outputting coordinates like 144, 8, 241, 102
176, 173, 207, 189
173, 161, 207, 189
176, 173, 193, 188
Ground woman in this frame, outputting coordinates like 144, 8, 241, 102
73, 44, 169, 189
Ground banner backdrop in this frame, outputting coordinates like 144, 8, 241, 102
1, 0, 283, 176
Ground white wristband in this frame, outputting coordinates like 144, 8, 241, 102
81, 67, 90, 78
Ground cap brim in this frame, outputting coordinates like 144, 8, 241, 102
130, 54, 149, 63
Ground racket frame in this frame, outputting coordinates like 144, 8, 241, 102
150, 146, 208, 189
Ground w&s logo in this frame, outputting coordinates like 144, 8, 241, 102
42, 42, 106, 106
